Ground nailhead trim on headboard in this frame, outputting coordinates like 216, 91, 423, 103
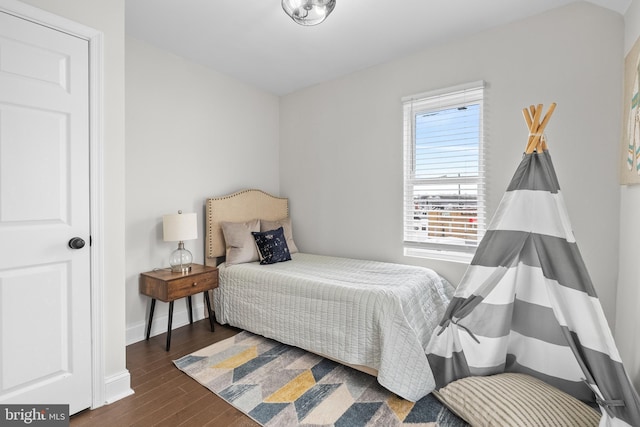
205, 189, 289, 265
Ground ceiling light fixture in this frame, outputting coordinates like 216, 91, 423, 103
282, 0, 336, 26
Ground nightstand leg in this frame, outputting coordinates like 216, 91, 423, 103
145, 299, 156, 340
166, 301, 174, 351
187, 295, 193, 324
203, 291, 215, 332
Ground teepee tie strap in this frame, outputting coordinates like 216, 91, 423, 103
581, 379, 626, 410
437, 318, 481, 343
597, 398, 626, 408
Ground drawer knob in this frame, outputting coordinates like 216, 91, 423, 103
192, 282, 197, 286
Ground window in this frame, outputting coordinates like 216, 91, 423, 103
402, 81, 485, 260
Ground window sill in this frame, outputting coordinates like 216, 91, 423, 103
404, 246, 474, 264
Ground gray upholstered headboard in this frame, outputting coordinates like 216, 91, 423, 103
205, 189, 289, 266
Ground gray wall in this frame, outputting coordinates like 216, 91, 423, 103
279, 2, 624, 324
617, 0, 640, 394
125, 37, 280, 343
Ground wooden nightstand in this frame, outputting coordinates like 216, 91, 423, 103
139, 264, 218, 351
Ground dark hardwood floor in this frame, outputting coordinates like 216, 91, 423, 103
71, 320, 259, 427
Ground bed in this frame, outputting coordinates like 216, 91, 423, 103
205, 189, 454, 401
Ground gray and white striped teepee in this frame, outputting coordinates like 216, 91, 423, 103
426, 104, 640, 426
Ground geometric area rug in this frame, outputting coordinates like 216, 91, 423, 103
174, 331, 468, 426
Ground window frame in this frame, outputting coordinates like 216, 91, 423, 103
402, 81, 486, 262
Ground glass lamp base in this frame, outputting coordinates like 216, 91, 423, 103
170, 264, 192, 273
169, 242, 193, 273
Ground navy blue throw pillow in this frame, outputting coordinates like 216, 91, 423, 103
251, 227, 291, 265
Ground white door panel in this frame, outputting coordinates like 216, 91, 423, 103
1, 264, 69, 389
0, 10, 91, 415
0, 35, 71, 90
1, 107, 68, 223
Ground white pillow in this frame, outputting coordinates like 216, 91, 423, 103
261, 217, 298, 253
220, 219, 260, 265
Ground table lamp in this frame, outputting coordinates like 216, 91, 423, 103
163, 210, 198, 273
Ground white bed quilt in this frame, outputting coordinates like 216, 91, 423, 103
213, 253, 454, 401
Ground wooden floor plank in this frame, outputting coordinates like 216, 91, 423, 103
176, 398, 237, 427
152, 393, 213, 427
70, 320, 257, 426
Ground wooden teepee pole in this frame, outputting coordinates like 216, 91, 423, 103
522, 103, 556, 154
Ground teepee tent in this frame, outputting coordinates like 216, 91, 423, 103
426, 104, 640, 426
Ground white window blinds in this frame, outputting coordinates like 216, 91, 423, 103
402, 81, 486, 257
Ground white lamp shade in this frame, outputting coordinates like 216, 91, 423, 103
163, 212, 198, 242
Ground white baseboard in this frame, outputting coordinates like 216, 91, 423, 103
104, 370, 134, 405
105, 302, 209, 406
126, 301, 208, 345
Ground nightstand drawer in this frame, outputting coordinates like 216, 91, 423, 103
139, 264, 219, 302
166, 271, 218, 299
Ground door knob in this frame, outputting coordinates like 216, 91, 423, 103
68, 237, 85, 249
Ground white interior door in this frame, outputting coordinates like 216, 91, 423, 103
0, 11, 92, 415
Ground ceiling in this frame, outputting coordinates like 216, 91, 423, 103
125, 0, 631, 96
